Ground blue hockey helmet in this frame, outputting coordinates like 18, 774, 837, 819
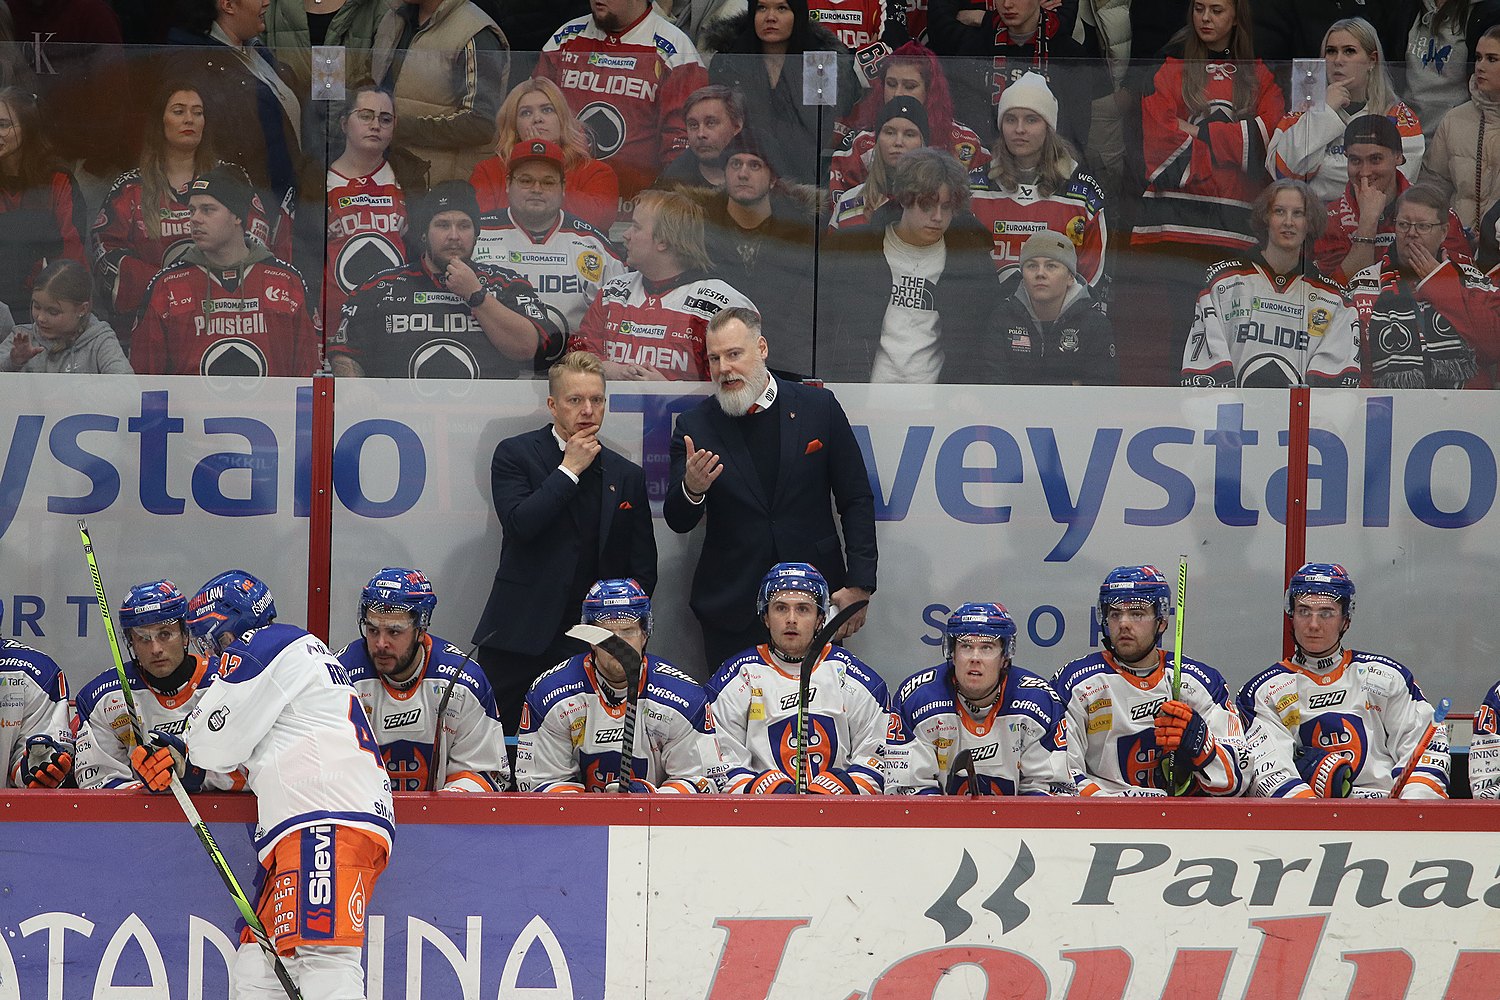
756, 562, 830, 620
943, 602, 1017, 661
359, 567, 437, 631
120, 580, 189, 634
1098, 565, 1172, 622
581, 578, 652, 636
188, 570, 276, 651
1286, 562, 1355, 618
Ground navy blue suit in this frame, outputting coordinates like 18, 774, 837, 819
664, 379, 877, 670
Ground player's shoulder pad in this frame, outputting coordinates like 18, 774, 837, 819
705, 647, 762, 698
73, 666, 129, 718
429, 636, 493, 702
335, 638, 377, 682
1177, 655, 1230, 699
895, 664, 947, 709
644, 656, 707, 711
219, 623, 308, 683
1005, 666, 1065, 725
547, 17, 589, 47
1349, 649, 1422, 691
561, 213, 617, 249
1051, 652, 1110, 692
1239, 661, 1293, 702
0, 639, 65, 692
262, 255, 311, 294
142, 257, 200, 298
829, 647, 888, 702
1067, 169, 1107, 210
600, 271, 637, 297
528, 653, 590, 711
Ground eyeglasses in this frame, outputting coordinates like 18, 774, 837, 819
1292, 606, 1342, 621
1393, 220, 1442, 235
351, 109, 396, 127
0, 120, 17, 133
511, 174, 561, 190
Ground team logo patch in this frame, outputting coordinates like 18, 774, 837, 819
207, 707, 230, 731
200, 338, 269, 377
579, 102, 626, 159
1066, 216, 1087, 246
577, 251, 604, 283
409, 338, 481, 379
336, 233, 403, 293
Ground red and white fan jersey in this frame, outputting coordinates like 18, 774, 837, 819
569, 269, 753, 380
473, 209, 626, 340
324, 163, 407, 325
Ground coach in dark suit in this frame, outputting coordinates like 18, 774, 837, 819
475, 351, 658, 733
665, 306, 878, 672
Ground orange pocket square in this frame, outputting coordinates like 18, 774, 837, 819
618, 501, 633, 510
805, 439, 823, 455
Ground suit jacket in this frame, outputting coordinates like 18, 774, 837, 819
474, 424, 657, 656
663, 379, 877, 633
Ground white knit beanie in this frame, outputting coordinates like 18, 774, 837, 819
996, 71, 1059, 132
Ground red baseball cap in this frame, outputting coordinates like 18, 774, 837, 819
509, 139, 565, 174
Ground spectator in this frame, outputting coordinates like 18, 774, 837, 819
371, 0, 510, 185
92, 81, 278, 334
0, 87, 87, 321
657, 85, 744, 190
472, 351, 658, 734
1348, 184, 1500, 388
1314, 114, 1468, 281
569, 188, 753, 380
1180, 179, 1360, 387
1252, 0, 1404, 64
983, 230, 1116, 384
516, 579, 723, 793
472, 139, 628, 343
1268, 18, 1426, 206
336, 568, 511, 793
493, 0, 588, 58
330, 180, 563, 378
469, 78, 621, 232
0, 260, 131, 374
704, 0, 859, 187
131, 164, 320, 376
828, 42, 989, 203
926, 0, 1098, 156
324, 86, 418, 328
536, 0, 708, 200
701, 128, 820, 376
263, 0, 385, 50
706, 562, 887, 794
1391, 0, 1500, 139
817, 147, 996, 383
968, 72, 1109, 296
829, 95, 926, 229
666, 308, 878, 669
1419, 25, 1500, 237
1120, 0, 1284, 385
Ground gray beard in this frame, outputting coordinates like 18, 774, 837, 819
715, 370, 768, 416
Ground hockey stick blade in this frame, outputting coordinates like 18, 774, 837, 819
794, 599, 870, 793
429, 629, 498, 792
566, 624, 645, 793
952, 748, 982, 797
1389, 697, 1451, 798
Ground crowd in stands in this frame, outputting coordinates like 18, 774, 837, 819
0, 0, 1497, 387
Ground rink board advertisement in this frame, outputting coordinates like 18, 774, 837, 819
4, 377, 1500, 707
2, 797, 1499, 999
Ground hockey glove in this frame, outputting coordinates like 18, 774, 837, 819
745, 769, 797, 794
604, 778, 657, 794
1153, 701, 1215, 768
1294, 748, 1355, 798
807, 767, 859, 795
22, 735, 73, 789
129, 729, 205, 793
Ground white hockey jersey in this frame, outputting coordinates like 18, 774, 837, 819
886, 662, 1073, 795
338, 632, 510, 793
706, 644, 890, 794
473, 209, 627, 342
1051, 650, 1247, 797
72, 655, 244, 791
1181, 256, 1361, 388
516, 652, 723, 793
1238, 649, 1449, 799
1471, 681, 1500, 800
185, 624, 394, 860
0, 639, 73, 789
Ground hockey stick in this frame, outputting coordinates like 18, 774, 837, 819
794, 599, 870, 794
1389, 697, 1452, 798
951, 748, 982, 797
567, 624, 645, 793
1160, 555, 1194, 797
428, 630, 498, 792
78, 520, 303, 1000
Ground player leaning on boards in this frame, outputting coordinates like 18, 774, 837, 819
0, 602, 73, 789
336, 568, 510, 793
517, 579, 723, 793
73, 580, 244, 791
130, 570, 393, 1000
1052, 566, 1248, 797
1239, 563, 1450, 798
887, 602, 1072, 795
707, 563, 889, 794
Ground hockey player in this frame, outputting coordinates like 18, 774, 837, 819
707, 563, 889, 794
1052, 565, 1247, 797
1472, 681, 1500, 799
130, 164, 320, 377
336, 568, 509, 793
472, 139, 627, 342
330, 180, 565, 379
130, 570, 393, 999
1181, 179, 1361, 389
73, 579, 244, 791
516, 579, 722, 793
887, 602, 1072, 795
0, 603, 73, 789
1238, 563, 1450, 799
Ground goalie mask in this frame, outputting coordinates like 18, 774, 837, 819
188, 570, 276, 655
360, 567, 437, 632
